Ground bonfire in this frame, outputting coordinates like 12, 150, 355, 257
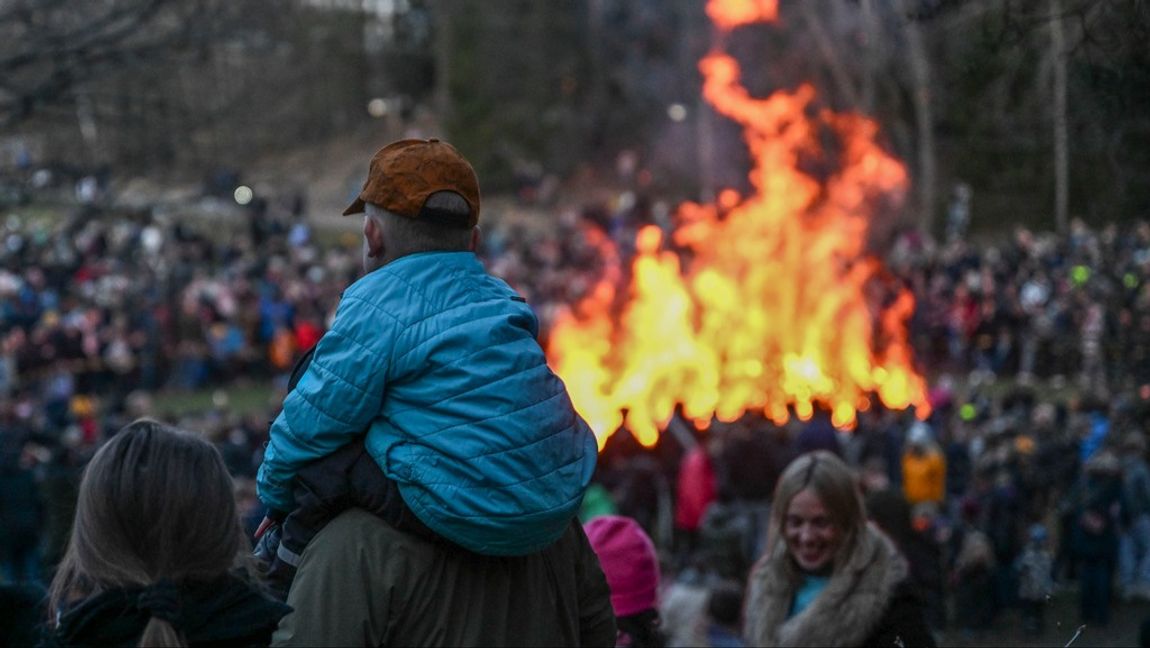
547, 0, 931, 448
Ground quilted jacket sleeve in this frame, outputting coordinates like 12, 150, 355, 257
257, 294, 398, 512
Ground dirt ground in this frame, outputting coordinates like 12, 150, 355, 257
937, 589, 1150, 648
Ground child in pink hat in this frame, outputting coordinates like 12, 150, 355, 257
585, 515, 665, 647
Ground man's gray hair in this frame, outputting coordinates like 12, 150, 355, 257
365, 191, 474, 257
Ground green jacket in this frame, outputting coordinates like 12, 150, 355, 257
272, 509, 616, 647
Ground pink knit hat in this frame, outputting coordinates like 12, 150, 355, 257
585, 515, 660, 617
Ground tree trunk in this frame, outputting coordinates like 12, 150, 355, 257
696, 18, 722, 201
431, 0, 453, 125
900, 4, 937, 236
676, 0, 716, 199
859, 0, 878, 113
1051, 0, 1069, 234
586, 0, 608, 146
76, 93, 100, 165
798, 1, 860, 108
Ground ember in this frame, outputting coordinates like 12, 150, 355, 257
548, 0, 931, 448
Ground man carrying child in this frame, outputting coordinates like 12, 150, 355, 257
257, 138, 614, 645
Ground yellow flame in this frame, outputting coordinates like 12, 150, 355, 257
547, 0, 930, 448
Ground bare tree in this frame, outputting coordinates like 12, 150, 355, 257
1050, 0, 1069, 233
428, 0, 452, 122
899, 0, 938, 234
2, 0, 374, 175
798, 2, 862, 109
0, 0, 233, 128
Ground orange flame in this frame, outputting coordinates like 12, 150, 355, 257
706, 0, 779, 30
548, 1, 930, 449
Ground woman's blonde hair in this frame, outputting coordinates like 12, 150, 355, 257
766, 450, 866, 575
49, 419, 247, 647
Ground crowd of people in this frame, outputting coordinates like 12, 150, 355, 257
594, 384, 1150, 644
2, 147, 1150, 645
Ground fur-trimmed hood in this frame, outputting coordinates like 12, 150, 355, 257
745, 523, 910, 647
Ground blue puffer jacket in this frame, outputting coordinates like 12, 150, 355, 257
257, 251, 598, 556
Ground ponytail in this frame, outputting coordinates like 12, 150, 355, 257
136, 580, 185, 647
138, 617, 186, 648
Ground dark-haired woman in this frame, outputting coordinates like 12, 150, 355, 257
41, 419, 289, 647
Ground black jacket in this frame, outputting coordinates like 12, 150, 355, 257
862, 580, 937, 648
39, 575, 290, 647
1, 583, 46, 647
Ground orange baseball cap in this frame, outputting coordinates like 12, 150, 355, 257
342, 138, 481, 226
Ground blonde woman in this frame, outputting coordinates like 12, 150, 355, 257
744, 451, 935, 647
43, 420, 289, 647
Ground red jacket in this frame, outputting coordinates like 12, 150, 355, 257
675, 446, 717, 531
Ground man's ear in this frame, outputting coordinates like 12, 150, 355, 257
364, 216, 386, 259
469, 226, 482, 252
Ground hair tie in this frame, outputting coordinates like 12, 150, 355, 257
137, 579, 180, 624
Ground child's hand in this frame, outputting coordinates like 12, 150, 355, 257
251, 518, 294, 601
253, 517, 282, 566
255, 515, 278, 540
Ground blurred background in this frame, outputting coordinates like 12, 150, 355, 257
3, 1, 1150, 646
1, 0, 1147, 228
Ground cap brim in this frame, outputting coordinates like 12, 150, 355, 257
342, 197, 366, 216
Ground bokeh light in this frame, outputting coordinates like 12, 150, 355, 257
234, 185, 253, 205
